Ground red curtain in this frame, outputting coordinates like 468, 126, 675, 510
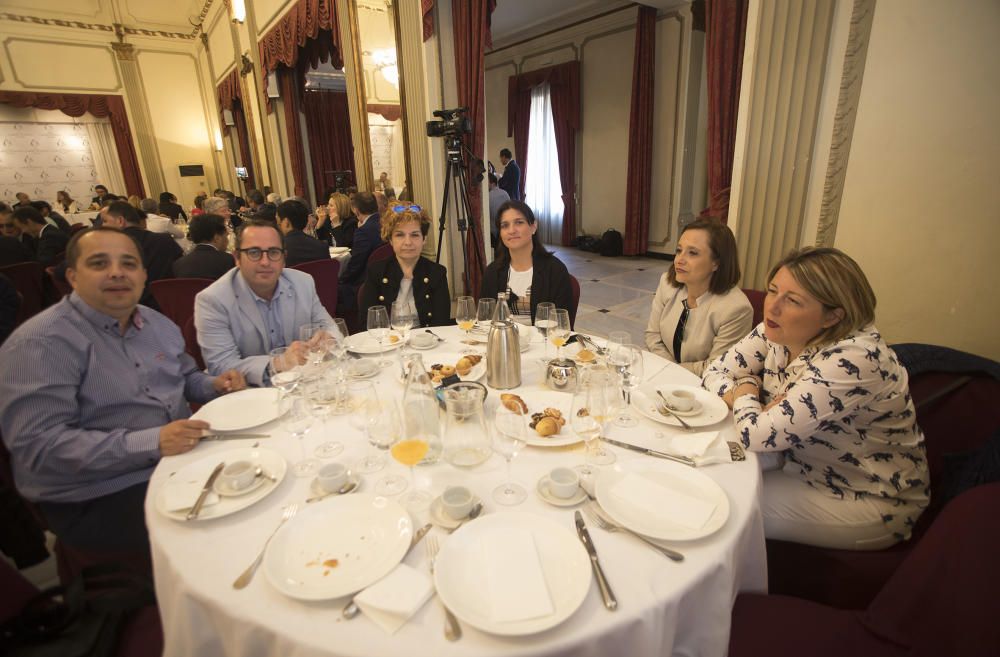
216, 69, 256, 190
422, 0, 435, 41
0, 90, 145, 198
258, 0, 342, 90
451, 0, 496, 296
506, 61, 581, 246
623, 7, 657, 255
278, 68, 309, 198
302, 90, 354, 203
700, 0, 749, 223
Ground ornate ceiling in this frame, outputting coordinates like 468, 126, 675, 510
0, 0, 213, 40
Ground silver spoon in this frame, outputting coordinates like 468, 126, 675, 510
254, 466, 277, 482
424, 329, 445, 342
305, 479, 358, 503
447, 501, 484, 533
655, 390, 693, 430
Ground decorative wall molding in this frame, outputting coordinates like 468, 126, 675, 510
814, 0, 876, 247
4, 37, 121, 92
0, 1, 215, 41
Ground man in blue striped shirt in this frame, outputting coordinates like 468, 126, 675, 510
0, 227, 245, 566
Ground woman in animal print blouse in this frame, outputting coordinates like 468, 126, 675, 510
703, 247, 929, 550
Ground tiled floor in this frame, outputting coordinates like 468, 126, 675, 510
548, 245, 673, 347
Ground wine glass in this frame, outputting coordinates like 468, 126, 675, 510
371, 404, 408, 496
607, 331, 631, 357
282, 394, 319, 477
535, 302, 556, 358
324, 319, 352, 416
269, 347, 301, 397
550, 309, 571, 359
492, 405, 527, 505
570, 376, 617, 474
391, 299, 418, 347
455, 296, 476, 351
305, 373, 344, 458
300, 323, 332, 376
348, 381, 384, 474
609, 344, 644, 428
476, 297, 496, 331
392, 434, 433, 510
367, 305, 391, 368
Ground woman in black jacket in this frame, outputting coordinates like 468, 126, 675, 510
359, 202, 450, 327
480, 200, 573, 326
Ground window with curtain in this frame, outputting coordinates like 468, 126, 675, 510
524, 83, 564, 244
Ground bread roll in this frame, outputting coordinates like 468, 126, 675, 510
500, 393, 528, 414
534, 416, 560, 437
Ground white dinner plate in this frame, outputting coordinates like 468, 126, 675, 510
345, 331, 405, 354
497, 389, 580, 448
329, 246, 350, 255
401, 352, 486, 384
434, 512, 591, 636
191, 388, 282, 431
595, 462, 730, 541
263, 494, 412, 601
155, 447, 287, 521
633, 383, 730, 428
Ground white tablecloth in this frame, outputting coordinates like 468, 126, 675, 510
145, 327, 766, 657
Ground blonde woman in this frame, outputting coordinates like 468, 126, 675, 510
315, 192, 356, 248
703, 247, 929, 550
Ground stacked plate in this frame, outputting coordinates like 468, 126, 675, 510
632, 383, 730, 428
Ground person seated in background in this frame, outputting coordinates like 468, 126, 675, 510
172, 214, 233, 280
140, 198, 185, 238
315, 192, 357, 248
195, 221, 336, 386
89, 184, 112, 210
0, 227, 244, 570
0, 273, 18, 344
243, 189, 276, 221
158, 192, 188, 223
374, 191, 389, 218
360, 202, 450, 328
1, 202, 36, 255
645, 218, 753, 375
104, 201, 182, 309
337, 192, 384, 314
703, 247, 929, 551
481, 200, 572, 326
202, 196, 235, 230
29, 200, 71, 233
12, 192, 32, 210
190, 192, 208, 217
266, 192, 282, 206
126, 195, 142, 209
55, 190, 81, 215
0, 234, 33, 267
277, 200, 329, 266
12, 206, 68, 267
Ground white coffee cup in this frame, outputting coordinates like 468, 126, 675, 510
666, 389, 696, 412
220, 460, 256, 491
410, 332, 436, 348
318, 462, 349, 493
548, 467, 580, 499
441, 485, 474, 519
350, 359, 377, 378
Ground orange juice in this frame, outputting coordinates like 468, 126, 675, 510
550, 336, 567, 348
457, 320, 475, 332
391, 439, 430, 466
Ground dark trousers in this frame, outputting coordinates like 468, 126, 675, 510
38, 481, 151, 555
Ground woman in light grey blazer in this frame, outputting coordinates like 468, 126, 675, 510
645, 218, 753, 375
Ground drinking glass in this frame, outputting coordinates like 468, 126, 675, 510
282, 394, 319, 477
392, 435, 433, 510
348, 381, 384, 473
367, 305, 391, 368
609, 344, 644, 428
371, 404, 408, 496
269, 347, 301, 397
300, 323, 332, 380
305, 373, 344, 458
570, 376, 617, 474
391, 299, 418, 345
535, 302, 556, 358
455, 296, 476, 350
550, 309, 571, 359
492, 406, 527, 505
476, 297, 496, 334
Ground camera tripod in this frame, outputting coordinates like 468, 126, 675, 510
435, 135, 486, 294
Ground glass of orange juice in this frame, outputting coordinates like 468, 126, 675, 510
391, 434, 433, 509
455, 296, 476, 352
550, 309, 571, 359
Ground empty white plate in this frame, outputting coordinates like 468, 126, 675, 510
192, 388, 281, 431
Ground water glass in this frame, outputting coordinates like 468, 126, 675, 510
282, 394, 319, 477
367, 305, 390, 368
492, 406, 527, 505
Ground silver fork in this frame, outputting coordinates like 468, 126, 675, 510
232, 504, 298, 589
584, 503, 684, 562
426, 536, 461, 641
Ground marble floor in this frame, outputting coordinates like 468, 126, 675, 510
548, 244, 672, 347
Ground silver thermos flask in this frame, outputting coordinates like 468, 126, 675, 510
486, 292, 521, 389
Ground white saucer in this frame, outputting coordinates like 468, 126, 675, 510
213, 473, 270, 497
535, 476, 588, 507
409, 338, 438, 350
661, 400, 703, 417
347, 361, 380, 380
309, 471, 361, 498
429, 494, 482, 530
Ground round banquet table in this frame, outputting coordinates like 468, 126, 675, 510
145, 326, 766, 657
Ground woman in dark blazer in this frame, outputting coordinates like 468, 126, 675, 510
359, 202, 450, 328
480, 200, 572, 326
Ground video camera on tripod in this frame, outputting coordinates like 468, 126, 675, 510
425, 107, 472, 139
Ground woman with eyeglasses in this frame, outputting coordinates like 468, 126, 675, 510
702, 247, 928, 550
315, 192, 356, 248
480, 200, 572, 327
359, 202, 450, 327
644, 218, 753, 375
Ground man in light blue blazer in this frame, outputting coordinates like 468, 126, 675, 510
194, 221, 336, 386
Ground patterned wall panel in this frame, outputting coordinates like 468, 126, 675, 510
0, 122, 99, 206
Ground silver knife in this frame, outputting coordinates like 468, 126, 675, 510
202, 433, 270, 441
603, 437, 697, 467
342, 523, 433, 620
186, 462, 225, 520
574, 510, 617, 610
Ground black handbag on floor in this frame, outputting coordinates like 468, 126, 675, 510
600, 229, 623, 257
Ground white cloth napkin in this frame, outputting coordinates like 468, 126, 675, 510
354, 564, 433, 634
609, 472, 717, 530
484, 529, 554, 623
657, 430, 732, 466
162, 480, 220, 512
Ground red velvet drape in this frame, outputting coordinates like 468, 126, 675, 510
422, 0, 435, 41
0, 91, 145, 198
700, 0, 749, 223
367, 104, 402, 122
451, 0, 496, 296
278, 68, 309, 198
506, 61, 581, 246
216, 69, 257, 191
302, 90, 354, 203
258, 0, 342, 95
623, 7, 657, 255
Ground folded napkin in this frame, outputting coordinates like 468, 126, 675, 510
484, 528, 554, 623
657, 430, 732, 466
609, 472, 717, 531
162, 480, 220, 512
355, 564, 433, 634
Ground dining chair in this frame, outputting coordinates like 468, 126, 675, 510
729, 482, 1000, 657
0, 261, 46, 327
568, 274, 580, 329
741, 288, 765, 326
149, 278, 213, 330
45, 265, 72, 298
367, 242, 394, 265
290, 258, 340, 318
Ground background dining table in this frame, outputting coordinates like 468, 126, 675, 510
145, 326, 766, 657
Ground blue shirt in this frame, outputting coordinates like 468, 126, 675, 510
239, 271, 289, 351
0, 294, 218, 503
